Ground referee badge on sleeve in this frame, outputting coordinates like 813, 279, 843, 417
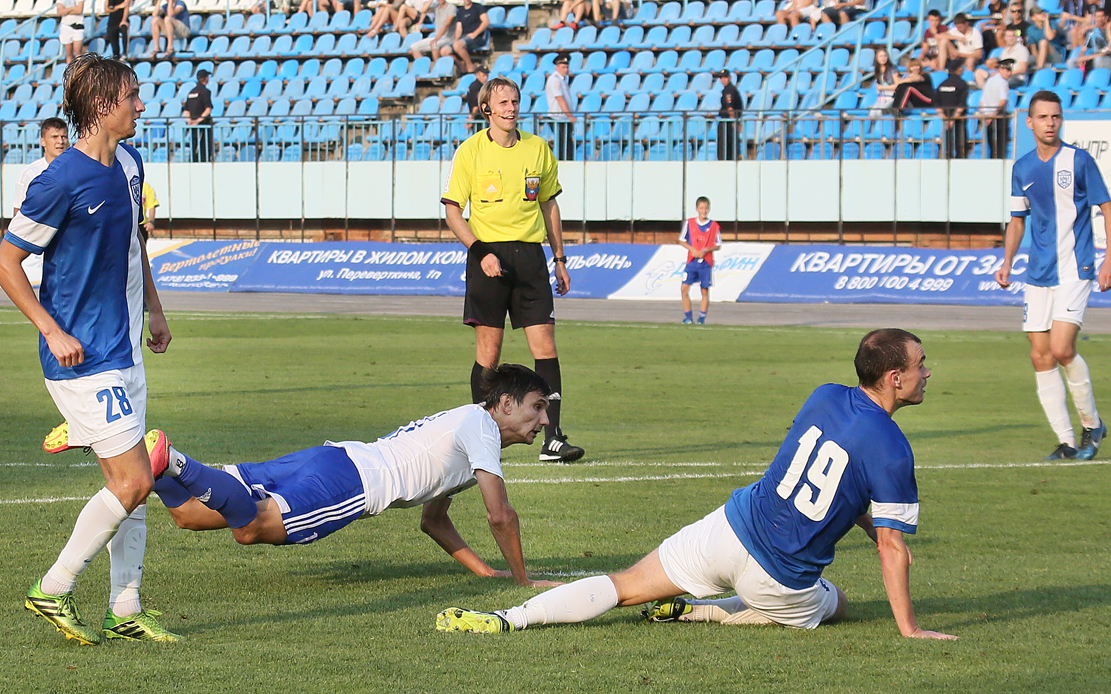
524, 175, 540, 201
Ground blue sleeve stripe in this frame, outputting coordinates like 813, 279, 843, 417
873, 518, 917, 534
3, 230, 43, 254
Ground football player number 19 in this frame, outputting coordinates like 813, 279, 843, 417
775, 425, 849, 522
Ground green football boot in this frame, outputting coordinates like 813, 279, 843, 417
25, 579, 102, 645
435, 607, 514, 634
103, 608, 184, 642
642, 597, 692, 622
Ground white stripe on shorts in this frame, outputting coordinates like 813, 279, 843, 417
283, 494, 366, 533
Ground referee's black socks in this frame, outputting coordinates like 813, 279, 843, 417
470, 361, 486, 404
534, 357, 562, 439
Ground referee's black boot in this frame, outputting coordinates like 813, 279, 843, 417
539, 429, 585, 464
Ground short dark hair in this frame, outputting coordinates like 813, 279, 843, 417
953, 12, 969, 23
696, 196, 710, 206
1028, 89, 1062, 114
927, 9, 941, 17
62, 53, 137, 138
855, 329, 922, 389
39, 117, 67, 138
479, 364, 552, 409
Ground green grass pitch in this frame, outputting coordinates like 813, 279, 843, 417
1, 307, 1110, 693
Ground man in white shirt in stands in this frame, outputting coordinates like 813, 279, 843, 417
13, 118, 69, 216
57, 0, 86, 63
143, 364, 561, 593
975, 28, 1030, 88
939, 13, 984, 72
980, 58, 1013, 159
545, 53, 575, 160
409, 0, 457, 60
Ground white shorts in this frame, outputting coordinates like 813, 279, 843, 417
411, 34, 454, 53
59, 22, 85, 45
797, 4, 822, 19
1023, 280, 1093, 332
44, 364, 147, 458
657, 505, 840, 630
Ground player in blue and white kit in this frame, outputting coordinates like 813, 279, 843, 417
142, 365, 560, 596
437, 329, 957, 640
996, 90, 1111, 461
0, 55, 178, 645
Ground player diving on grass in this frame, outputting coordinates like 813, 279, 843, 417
141, 364, 560, 588
437, 329, 957, 640
995, 90, 1111, 461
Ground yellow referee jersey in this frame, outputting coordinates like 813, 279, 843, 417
441, 128, 562, 244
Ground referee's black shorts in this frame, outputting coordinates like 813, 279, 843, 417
464, 241, 555, 330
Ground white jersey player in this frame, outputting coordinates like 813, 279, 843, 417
12, 117, 70, 215
146, 364, 561, 593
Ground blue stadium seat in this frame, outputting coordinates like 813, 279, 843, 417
1086, 67, 1111, 89
760, 24, 788, 47
222, 14, 246, 36
358, 97, 380, 115
342, 57, 365, 78
738, 24, 763, 48
716, 24, 741, 47
590, 25, 622, 51
301, 59, 322, 77
376, 32, 403, 54
664, 25, 692, 49
747, 48, 775, 72
520, 27, 552, 52
639, 25, 669, 49
240, 13, 266, 35
618, 26, 645, 48
726, 48, 750, 72
329, 10, 352, 32
647, 1, 682, 25
315, 34, 337, 55
646, 50, 679, 73
571, 26, 598, 50
737, 72, 762, 95
1058, 67, 1085, 91
1075, 87, 1101, 110
292, 34, 314, 56
863, 142, 887, 159
675, 49, 703, 73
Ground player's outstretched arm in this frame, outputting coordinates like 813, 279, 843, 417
0, 239, 84, 367
139, 237, 171, 353
420, 496, 505, 577
876, 527, 957, 640
475, 470, 560, 587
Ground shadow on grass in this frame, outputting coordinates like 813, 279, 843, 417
846, 583, 1111, 630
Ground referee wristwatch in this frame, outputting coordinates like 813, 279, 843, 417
553, 256, 568, 264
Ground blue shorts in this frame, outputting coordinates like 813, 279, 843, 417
683, 260, 713, 289
232, 446, 367, 545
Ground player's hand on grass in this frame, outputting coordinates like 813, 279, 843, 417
906, 628, 958, 640
554, 262, 570, 295
529, 579, 563, 588
147, 311, 172, 353
46, 330, 84, 368
480, 252, 503, 278
994, 265, 1011, 288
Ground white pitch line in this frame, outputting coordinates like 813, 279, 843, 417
0, 496, 89, 505
507, 461, 746, 469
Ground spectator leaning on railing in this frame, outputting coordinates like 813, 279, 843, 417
980, 58, 1012, 160
934, 58, 968, 160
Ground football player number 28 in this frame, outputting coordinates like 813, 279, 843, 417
775, 425, 849, 522
97, 387, 133, 424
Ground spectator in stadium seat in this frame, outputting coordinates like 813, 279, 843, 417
57, 0, 86, 64
365, 0, 405, 37
1058, 0, 1089, 50
466, 65, 488, 122
980, 0, 1006, 55
817, 0, 869, 27
716, 70, 742, 160
104, 0, 130, 60
869, 47, 898, 115
1070, 7, 1111, 69
979, 58, 1012, 159
148, 0, 190, 59
184, 69, 214, 163
396, 0, 430, 38
975, 28, 1029, 87
1026, 6, 1066, 69
299, 0, 341, 17
937, 13, 983, 72
934, 58, 968, 159
411, 0, 457, 59
919, 10, 947, 71
452, 0, 490, 74
1003, 4, 1031, 45
891, 58, 934, 111
552, 0, 590, 29
591, 0, 631, 26
776, 0, 816, 27
546, 53, 576, 160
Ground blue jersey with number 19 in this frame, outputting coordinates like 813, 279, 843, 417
725, 384, 919, 590
3, 145, 145, 381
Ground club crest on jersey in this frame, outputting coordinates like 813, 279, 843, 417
524, 175, 540, 201
1057, 170, 1073, 189
130, 175, 141, 204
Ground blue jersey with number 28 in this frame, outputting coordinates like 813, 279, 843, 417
725, 384, 919, 590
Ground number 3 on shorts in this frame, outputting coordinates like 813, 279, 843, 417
97, 387, 134, 424
774, 425, 849, 522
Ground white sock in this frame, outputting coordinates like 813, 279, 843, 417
107, 504, 147, 618
1036, 368, 1075, 447
500, 575, 619, 630
41, 488, 129, 596
687, 596, 746, 622
1060, 354, 1101, 430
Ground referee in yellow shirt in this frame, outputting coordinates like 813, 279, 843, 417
441, 76, 584, 463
